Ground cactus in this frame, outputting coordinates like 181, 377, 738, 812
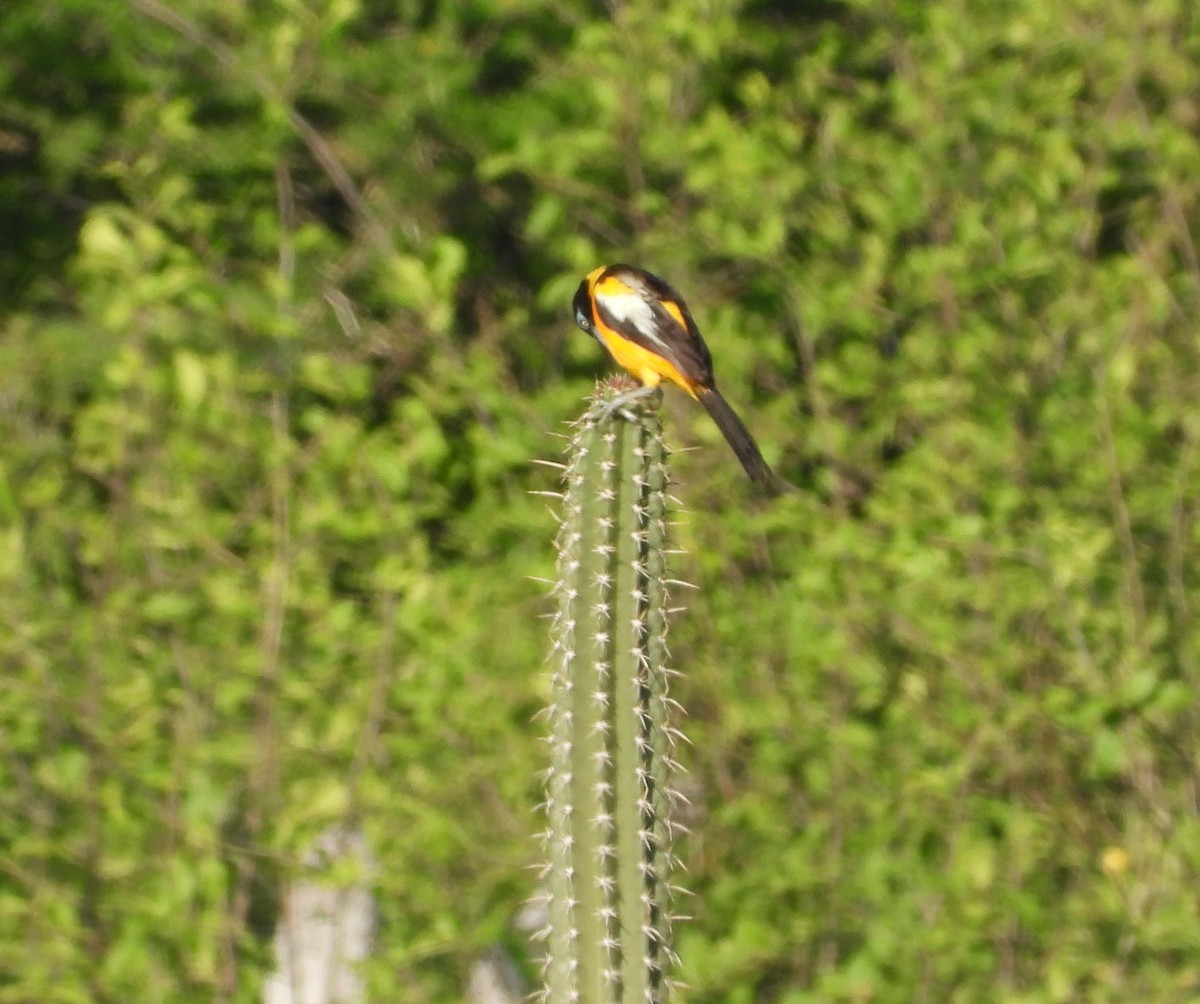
537, 380, 683, 1004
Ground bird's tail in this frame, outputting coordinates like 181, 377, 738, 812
696, 387, 790, 495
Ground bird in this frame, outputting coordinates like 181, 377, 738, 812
572, 263, 789, 494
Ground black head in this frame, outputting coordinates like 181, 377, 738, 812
572, 278, 595, 336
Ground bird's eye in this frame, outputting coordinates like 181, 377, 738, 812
574, 306, 592, 331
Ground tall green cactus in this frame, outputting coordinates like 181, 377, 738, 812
538, 383, 683, 1004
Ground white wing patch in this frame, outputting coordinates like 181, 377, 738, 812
595, 287, 674, 354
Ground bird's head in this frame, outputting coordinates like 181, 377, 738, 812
572, 278, 596, 338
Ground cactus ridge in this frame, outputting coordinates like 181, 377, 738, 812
538, 390, 684, 1003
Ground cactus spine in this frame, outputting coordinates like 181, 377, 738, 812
540, 385, 681, 1004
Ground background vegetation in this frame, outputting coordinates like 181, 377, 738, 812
2, 0, 1199, 1001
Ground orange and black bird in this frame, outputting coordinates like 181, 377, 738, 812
572, 263, 788, 493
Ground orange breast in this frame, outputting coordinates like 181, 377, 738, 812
597, 327, 701, 399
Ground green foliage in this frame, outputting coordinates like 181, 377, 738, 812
2, 0, 1199, 1001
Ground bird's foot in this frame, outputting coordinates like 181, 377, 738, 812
588, 384, 661, 422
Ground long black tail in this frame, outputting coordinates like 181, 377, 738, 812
696, 387, 791, 495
